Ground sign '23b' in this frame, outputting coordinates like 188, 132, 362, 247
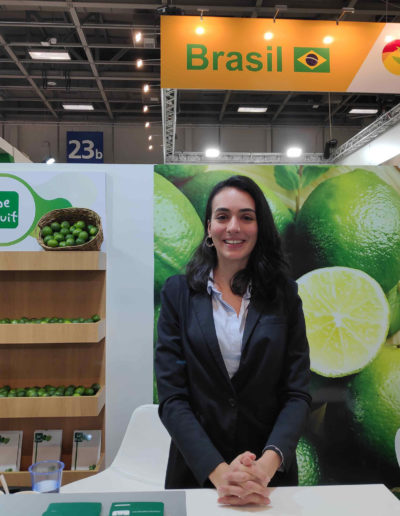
67, 131, 104, 163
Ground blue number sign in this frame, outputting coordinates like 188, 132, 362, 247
67, 132, 104, 163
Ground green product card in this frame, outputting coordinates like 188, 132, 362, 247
109, 502, 164, 516
42, 502, 102, 516
0, 191, 19, 228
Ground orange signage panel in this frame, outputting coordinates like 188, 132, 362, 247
161, 16, 400, 93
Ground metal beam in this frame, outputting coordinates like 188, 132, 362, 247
218, 91, 231, 122
0, 33, 58, 118
162, 88, 177, 162
68, 6, 113, 119
9, 42, 157, 49
272, 92, 292, 122
171, 151, 326, 164
331, 102, 400, 162
0, 1, 399, 17
0, 21, 159, 30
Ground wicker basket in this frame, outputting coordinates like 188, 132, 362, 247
37, 207, 103, 251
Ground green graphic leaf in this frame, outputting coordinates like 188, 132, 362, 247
392, 56, 400, 64
300, 166, 331, 188
274, 165, 300, 191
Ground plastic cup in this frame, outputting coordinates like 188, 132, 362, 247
28, 460, 64, 493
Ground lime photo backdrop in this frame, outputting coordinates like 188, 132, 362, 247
153, 163, 400, 488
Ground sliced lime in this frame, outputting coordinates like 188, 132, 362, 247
298, 266, 389, 377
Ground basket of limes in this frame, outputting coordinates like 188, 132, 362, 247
37, 207, 103, 251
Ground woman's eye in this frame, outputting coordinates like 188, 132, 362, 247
243, 215, 255, 221
216, 215, 227, 220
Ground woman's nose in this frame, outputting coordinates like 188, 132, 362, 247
227, 216, 240, 232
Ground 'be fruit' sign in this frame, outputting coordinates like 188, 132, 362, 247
0, 191, 18, 228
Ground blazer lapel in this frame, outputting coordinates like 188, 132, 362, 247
192, 292, 233, 387
242, 302, 262, 353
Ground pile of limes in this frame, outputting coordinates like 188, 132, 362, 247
0, 383, 101, 398
41, 220, 99, 248
0, 314, 100, 324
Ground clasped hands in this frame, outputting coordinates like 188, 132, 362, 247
210, 450, 280, 506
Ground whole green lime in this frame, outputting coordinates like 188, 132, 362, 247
180, 170, 293, 236
154, 164, 207, 187
154, 173, 203, 297
347, 345, 400, 467
295, 169, 400, 292
296, 436, 322, 486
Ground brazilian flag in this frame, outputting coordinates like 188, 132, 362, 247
294, 47, 330, 73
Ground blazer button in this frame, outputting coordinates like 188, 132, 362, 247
228, 398, 236, 408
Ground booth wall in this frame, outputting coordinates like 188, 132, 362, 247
0, 163, 154, 466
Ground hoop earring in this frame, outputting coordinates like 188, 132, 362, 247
205, 236, 214, 248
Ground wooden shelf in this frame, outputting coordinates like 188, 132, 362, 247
0, 251, 106, 271
0, 387, 105, 418
0, 320, 105, 344
3, 453, 105, 488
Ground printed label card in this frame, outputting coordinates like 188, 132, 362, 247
71, 430, 101, 471
32, 429, 63, 463
0, 431, 23, 472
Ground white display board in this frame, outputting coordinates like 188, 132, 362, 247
0, 167, 106, 250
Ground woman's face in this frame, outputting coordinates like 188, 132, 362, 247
208, 187, 258, 269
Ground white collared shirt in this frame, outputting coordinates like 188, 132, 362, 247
207, 273, 251, 378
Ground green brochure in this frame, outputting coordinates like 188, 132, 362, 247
42, 502, 102, 516
109, 502, 164, 516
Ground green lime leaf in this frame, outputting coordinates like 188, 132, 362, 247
274, 165, 300, 191
392, 56, 400, 64
300, 166, 331, 188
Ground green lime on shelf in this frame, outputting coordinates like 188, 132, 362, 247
41, 218, 99, 247
297, 266, 389, 377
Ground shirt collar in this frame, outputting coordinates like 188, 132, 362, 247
207, 270, 251, 299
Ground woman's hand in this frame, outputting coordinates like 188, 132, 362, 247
209, 452, 271, 506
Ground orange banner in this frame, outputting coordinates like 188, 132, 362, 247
161, 16, 400, 93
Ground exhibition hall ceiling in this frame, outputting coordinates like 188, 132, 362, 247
0, 0, 399, 128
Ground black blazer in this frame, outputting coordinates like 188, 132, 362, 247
155, 275, 311, 489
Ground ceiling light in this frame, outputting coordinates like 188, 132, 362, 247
323, 36, 334, 44
385, 35, 394, 43
349, 108, 378, 114
145, 122, 150, 128
237, 106, 268, 113
312, 104, 319, 109
143, 83, 150, 93
136, 59, 143, 68
47, 81, 57, 87
135, 32, 142, 43
264, 32, 274, 40
148, 135, 152, 141
148, 144, 153, 150
29, 50, 71, 60
62, 104, 94, 111
286, 147, 302, 158
195, 26, 205, 35
143, 105, 149, 112
205, 147, 220, 158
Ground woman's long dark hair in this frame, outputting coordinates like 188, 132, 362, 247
186, 175, 289, 310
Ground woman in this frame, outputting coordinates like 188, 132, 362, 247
155, 175, 311, 505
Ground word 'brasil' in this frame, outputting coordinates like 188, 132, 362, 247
187, 44, 282, 71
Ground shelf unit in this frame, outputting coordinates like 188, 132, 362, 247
0, 251, 106, 488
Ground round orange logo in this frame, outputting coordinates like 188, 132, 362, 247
382, 40, 400, 75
